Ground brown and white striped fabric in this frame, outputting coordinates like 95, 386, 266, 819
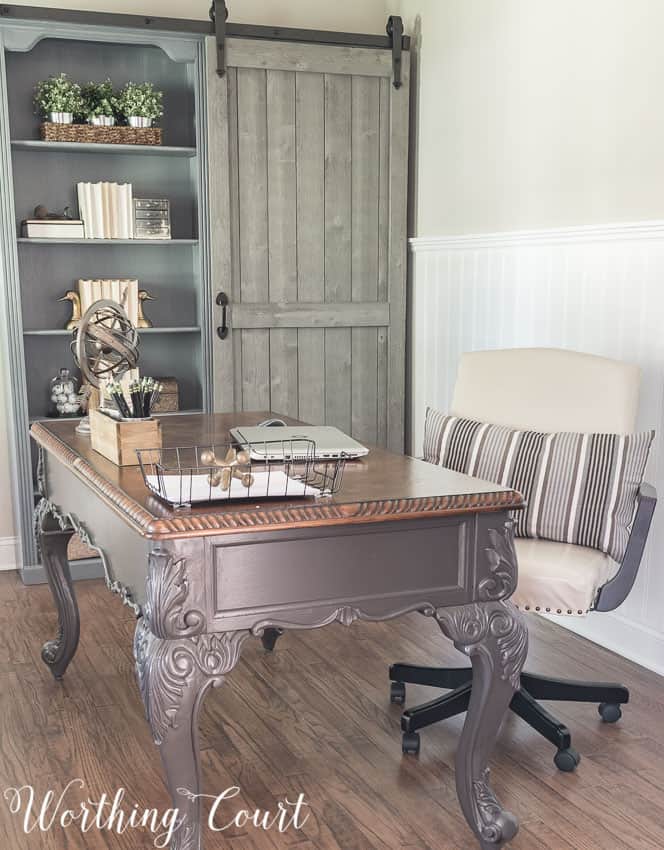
423, 408, 653, 562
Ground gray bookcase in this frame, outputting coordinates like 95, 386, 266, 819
0, 18, 212, 579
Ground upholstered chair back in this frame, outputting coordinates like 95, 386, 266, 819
451, 348, 640, 434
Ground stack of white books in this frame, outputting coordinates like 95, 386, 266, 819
76, 182, 134, 240
78, 279, 139, 327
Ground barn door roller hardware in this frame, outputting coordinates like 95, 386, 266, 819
387, 15, 404, 89
210, 0, 229, 77
210, 4, 404, 83
1, 5, 410, 55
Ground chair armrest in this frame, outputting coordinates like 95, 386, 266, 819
595, 482, 657, 612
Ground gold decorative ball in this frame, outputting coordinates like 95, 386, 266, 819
200, 449, 216, 467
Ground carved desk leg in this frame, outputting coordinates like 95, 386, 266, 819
134, 618, 251, 850
436, 600, 528, 850
37, 503, 78, 679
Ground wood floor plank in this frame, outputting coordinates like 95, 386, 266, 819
1, 572, 663, 850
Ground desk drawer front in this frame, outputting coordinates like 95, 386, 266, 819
209, 519, 471, 629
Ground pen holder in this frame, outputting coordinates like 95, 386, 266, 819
90, 408, 162, 467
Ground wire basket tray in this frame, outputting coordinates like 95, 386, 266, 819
137, 439, 347, 509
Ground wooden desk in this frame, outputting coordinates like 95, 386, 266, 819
30, 412, 527, 850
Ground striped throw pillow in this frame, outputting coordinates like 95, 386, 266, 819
423, 408, 653, 562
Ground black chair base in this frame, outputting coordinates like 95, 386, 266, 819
389, 663, 629, 771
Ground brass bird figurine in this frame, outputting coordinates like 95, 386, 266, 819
59, 290, 81, 331
137, 290, 155, 329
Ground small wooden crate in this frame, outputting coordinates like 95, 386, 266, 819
90, 409, 162, 467
152, 377, 179, 413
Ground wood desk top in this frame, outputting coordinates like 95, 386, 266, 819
31, 412, 523, 540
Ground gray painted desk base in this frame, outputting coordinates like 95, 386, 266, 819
37, 501, 527, 850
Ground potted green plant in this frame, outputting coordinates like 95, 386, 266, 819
81, 79, 118, 126
33, 73, 83, 124
116, 82, 164, 128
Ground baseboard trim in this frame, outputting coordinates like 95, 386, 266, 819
409, 219, 664, 251
0, 536, 18, 571
20, 558, 105, 586
544, 611, 664, 678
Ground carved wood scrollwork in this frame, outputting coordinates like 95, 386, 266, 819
134, 618, 250, 746
435, 599, 526, 690
433, 600, 527, 847
473, 770, 509, 844
34, 497, 141, 617
251, 601, 437, 637
144, 549, 206, 639
479, 521, 518, 602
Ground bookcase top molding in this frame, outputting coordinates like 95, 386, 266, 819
0, 18, 201, 63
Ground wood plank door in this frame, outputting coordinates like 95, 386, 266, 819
207, 37, 409, 451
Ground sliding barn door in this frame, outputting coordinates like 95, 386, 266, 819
207, 37, 409, 451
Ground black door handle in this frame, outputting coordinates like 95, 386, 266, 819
216, 291, 229, 340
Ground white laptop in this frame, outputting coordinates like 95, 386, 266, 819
230, 425, 369, 461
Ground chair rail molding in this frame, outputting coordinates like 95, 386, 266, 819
409, 219, 664, 251
408, 219, 664, 674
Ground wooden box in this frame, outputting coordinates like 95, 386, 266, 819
90, 409, 162, 467
152, 377, 179, 413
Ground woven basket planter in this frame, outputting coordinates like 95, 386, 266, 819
40, 122, 162, 146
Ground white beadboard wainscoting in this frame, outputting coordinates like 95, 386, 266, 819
409, 222, 664, 674
0, 537, 17, 571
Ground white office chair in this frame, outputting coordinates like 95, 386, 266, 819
390, 348, 657, 771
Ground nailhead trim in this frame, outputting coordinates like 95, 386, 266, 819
515, 603, 586, 615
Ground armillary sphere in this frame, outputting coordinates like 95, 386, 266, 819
72, 299, 140, 389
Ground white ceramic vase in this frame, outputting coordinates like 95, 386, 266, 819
90, 115, 115, 126
49, 111, 73, 124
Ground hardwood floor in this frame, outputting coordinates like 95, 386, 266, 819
0, 571, 663, 850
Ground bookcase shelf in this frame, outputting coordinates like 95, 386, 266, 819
24, 331, 204, 419
24, 327, 201, 336
17, 237, 199, 245
29, 408, 204, 425
11, 140, 197, 157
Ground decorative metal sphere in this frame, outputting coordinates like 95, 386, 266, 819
71, 299, 140, 389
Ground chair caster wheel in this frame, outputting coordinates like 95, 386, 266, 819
598, 702, 622, 723
402, 732, 420, 755
390, 681, 406, 705
554, 747, 581, 772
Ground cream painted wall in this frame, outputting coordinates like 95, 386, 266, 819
7, 0, 389, 34
396, 0, 664, 236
